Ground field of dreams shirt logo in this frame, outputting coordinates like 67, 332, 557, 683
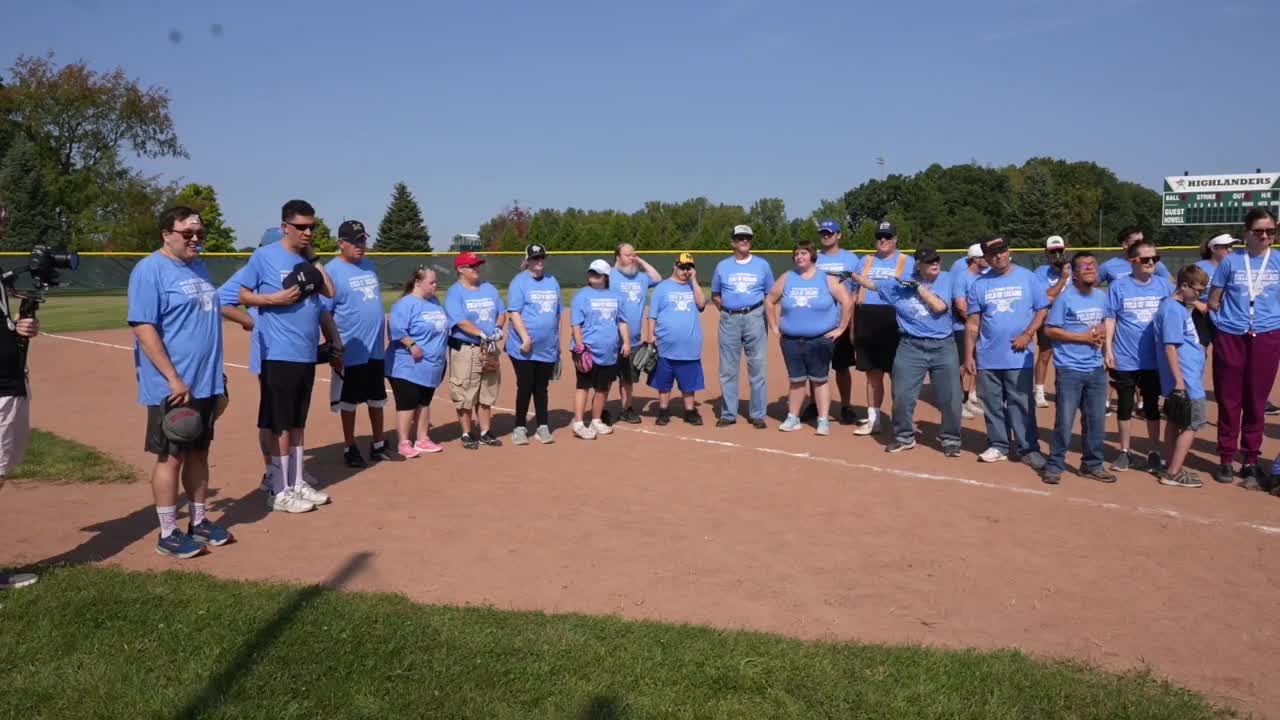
788, 286, 818, 308
591, 296, 618, 320
984, 285, 1023, 313
349, 274, 379, 301
618, 279, 644, 304
902, 292, 929, 318
529, 289, 558, 313
1074, 306, 1106, 326
1231, 267, 1280, 289
180, 277, 217, 312
422, 307, 447, 332
727, 272, 757, 294
671, 290, 694, 311
1123, 295, 1162, 323
466, 297, 496, 322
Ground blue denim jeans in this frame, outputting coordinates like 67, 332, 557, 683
718, 306, 768, 421
891, 335, 962, 448
1046, 366, 1108, 474
977, 367, 1041, 456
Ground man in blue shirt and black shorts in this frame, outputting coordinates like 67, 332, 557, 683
852, 221, 914, 436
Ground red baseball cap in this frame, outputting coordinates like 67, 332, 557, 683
454, 251, 485, 269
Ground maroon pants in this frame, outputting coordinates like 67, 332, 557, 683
1212, 329, 1280, 464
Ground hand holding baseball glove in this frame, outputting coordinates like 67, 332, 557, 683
1163, 389, 1192, 428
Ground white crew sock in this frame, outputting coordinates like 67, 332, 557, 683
867, 408, 879, 424
290, 446, 304, 486
156, 505, 178, 538
272, 455, 289, 494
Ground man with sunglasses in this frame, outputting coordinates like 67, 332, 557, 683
1103, 239, 1171, 474
813, 220, 861, 424
964, 236, 1048, 468
322, 221, 390, 467
852, 221, 914, 436
1207, 208, 1280, 487
1032, 236, 1071, 409
238, 199, 336, 513
710, 224, 773, 428
127, 206, 228, 558
1099, 226, 1171, 285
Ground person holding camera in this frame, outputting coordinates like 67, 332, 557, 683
126, 206, 228, 558
1033, 236, 1071, 408
445, 251, 506, 449
237, 200, 336, 513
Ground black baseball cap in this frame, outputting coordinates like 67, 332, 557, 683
914, 246, 941, 264
525, 243, 547, 259
980, 236, 1010, 256
283, 261, 324, 297
338, 220, 369, 243
874, 221, 898, 239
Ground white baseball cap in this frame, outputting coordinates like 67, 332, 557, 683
966, 243, 984, 259
732, 224, 754, 237
587, 259, 611, 275
1209, 234, 1235, 247
1045, 235, 1066, 250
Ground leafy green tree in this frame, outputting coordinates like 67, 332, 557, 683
375, 181, 431, 251
0, 136, 59, 250
1007, 164, 1068, 247
172, 183, 237, 252
311, 217, 336, 253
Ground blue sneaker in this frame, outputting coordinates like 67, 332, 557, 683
189, 519, 232, 546
156, 529, 204, 559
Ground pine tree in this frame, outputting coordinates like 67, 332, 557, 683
1008, 165, 1068, 247
0, 137, 60, 251
375, 182, 431, 251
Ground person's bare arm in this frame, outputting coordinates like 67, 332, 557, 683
220, 306, 254, 331
829, 276, 853, 339
239, 285, 301, 308
132, 324, 189, 405
638, 258, 662, 283
1104, 318, 1117, 368
915, 284, 948, 314
509, 311, 532, 354
316, 261, 336, 299
764, 275, 786, 335
690, 270, 707, 310
618, 321, 631, 357
963, 312, 980, 376
1165, 344, 1185, 390
1207, 287, 1224, 312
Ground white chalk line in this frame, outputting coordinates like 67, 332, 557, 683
44, 333, 1280, 537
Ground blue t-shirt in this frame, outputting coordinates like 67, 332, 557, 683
710, 255, 774, 311
1099, 255, 1171, 285
444, 282, 505, 345
650, 278, 704, 361
1046, 284, 1108, 371
386, 295, 448, 388
218, 265, 261, 374
948, 256, 969, 276
967, 265, 1049, 370
814, 248, 861, 294
779, 270, 839, 338
1107, 274, 1173, 371
505, 271, 562, 363
1153, 297, 1206, 400
856, 251, 915, 306
876, 272, 954, 340
950, 266, 989, 332
1209, 250, 1280, 335
1193, 259, 1217, 303
610, 267, 654, 346
127, 252, 225, 405
571, 287, 625, 366
238, 243, 325, 363
1034, 263, 1066, 285
321, 258, 386, 365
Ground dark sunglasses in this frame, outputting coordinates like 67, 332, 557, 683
167, 228, 208, 241
818, 231, 835, 238
676, 263, 695, 270
1250, 227, 1277, 236
284, 221, 316, 232
875, 234, 895, 241
1135, 255, 1160, 265
1046, 249, 1065, 255
732, 235, 753, 241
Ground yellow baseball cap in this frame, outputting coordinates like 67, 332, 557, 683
677, 252, 696, 267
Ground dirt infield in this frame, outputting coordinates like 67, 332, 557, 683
3, 310, 1279, 716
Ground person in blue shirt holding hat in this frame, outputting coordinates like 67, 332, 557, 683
852, 221, 914, 437
127, 206, 229, 558
647, 253, 708, 425
710, 224, 773, 429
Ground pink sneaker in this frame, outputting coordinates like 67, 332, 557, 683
398, 440, 422, 459
414, 438, 443, 454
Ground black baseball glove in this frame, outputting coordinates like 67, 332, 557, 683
1163, 390, 1193, 428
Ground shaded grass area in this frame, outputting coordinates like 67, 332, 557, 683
6, 429, 136, 484
0, 564, 1233, 719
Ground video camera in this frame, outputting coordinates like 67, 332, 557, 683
1, 244, 79, 367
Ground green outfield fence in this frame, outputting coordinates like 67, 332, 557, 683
0, 247, 1209, 293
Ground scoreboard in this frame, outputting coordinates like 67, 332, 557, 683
1162, 172, 1279, 226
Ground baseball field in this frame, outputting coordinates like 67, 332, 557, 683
2, 291, 1277, 719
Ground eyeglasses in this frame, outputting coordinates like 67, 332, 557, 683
1189, 285, 1207, 294
1135, 255, 1160, 265
875, 235, 895, 241
732, 235, 752, 242
284, 221, 316, 233
1250, 227, 1277, 236
167, 228, 207, 241
1046, 249, 1065, 255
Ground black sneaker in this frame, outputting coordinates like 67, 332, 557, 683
885, 439, 916, 453
1041, 470, 1061, 485
343, 446, 367, 468
1146, 452, 1167, 475
943, 445, 962, 458
750, 417, 767, 430
618, 407, 642, 424
684, 410, 703, 426
478, 432, 502, 447
1267, 401, 1280, 416
461, 433, 480, 450
1214, 463, 1234, 484
839, 406, 857, 425
1240, 464, 1263, 490
368, 441, 390, 463
656, 409, 671, 426
715, 417, 736, 428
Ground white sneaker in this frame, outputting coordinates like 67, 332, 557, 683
961, 405, 975, 419
853, 416, 882, 436
1034, 389, 1049, 408
293, 477, 330, 506
512, 427, 529, 446
590, 419, 613, 436
572, 421, 597, 440
267, 489, 315, 513
978, 447, 1008, 463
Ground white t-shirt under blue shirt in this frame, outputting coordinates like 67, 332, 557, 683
1153, 297, 1206, 400
876, 272, 954, 340
1046, 284, 1108, 371
967, 265, 1049, 371
238, 243, 325, 363
127, 251, 225, 405
1209, 250, 1280, 336
650, 278, 703, 361
710, 255, 774, 311
571, 287, 626, 366
445, 282, 505, 345
321, 257, 386, 366
1106, 274, 1173, 371
505, 271, 562, 363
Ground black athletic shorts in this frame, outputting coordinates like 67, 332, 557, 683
576, 363, 618, 391
854, 304, 900, 373
144, 396, 217, 456
1108, 368, 1160, 422
331, 359, 388, 411
388, 376, 436, 410
831, 327, 856, 371
258, 360, 316, 432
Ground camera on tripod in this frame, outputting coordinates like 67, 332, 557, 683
1, 245, 79, 368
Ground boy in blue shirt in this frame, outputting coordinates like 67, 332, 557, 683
710, 224, 773, 428
1153, 265, 1211, 488
647, 253, 708, 425
322, 220, 390, 467
127, 206, 229, 558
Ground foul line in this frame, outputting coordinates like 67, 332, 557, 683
45, 333, 1280, 538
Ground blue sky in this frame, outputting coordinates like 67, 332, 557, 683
6, 0, 1276, 247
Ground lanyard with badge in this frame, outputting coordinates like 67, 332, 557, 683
1243, 247, 1271, 335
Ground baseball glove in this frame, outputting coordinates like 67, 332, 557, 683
480, 337, 501, 373
572, 344, 594, 374
630, 341, 657, 376
1162, 390, 1193, 428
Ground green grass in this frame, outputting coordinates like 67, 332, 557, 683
0, 565, 1233, 719
6, 429, 136, 484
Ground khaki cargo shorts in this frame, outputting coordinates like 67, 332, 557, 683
449, 343, 501, 410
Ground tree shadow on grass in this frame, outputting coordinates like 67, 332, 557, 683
173, 551, 373, 720
578, 694, 626, 720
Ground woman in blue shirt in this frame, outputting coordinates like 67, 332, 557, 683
1192, 234, 1234, 347
569, 260, 631, 440
386, 267, 450, 457
506, 244, 562, 445
764, 241, 853, 436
